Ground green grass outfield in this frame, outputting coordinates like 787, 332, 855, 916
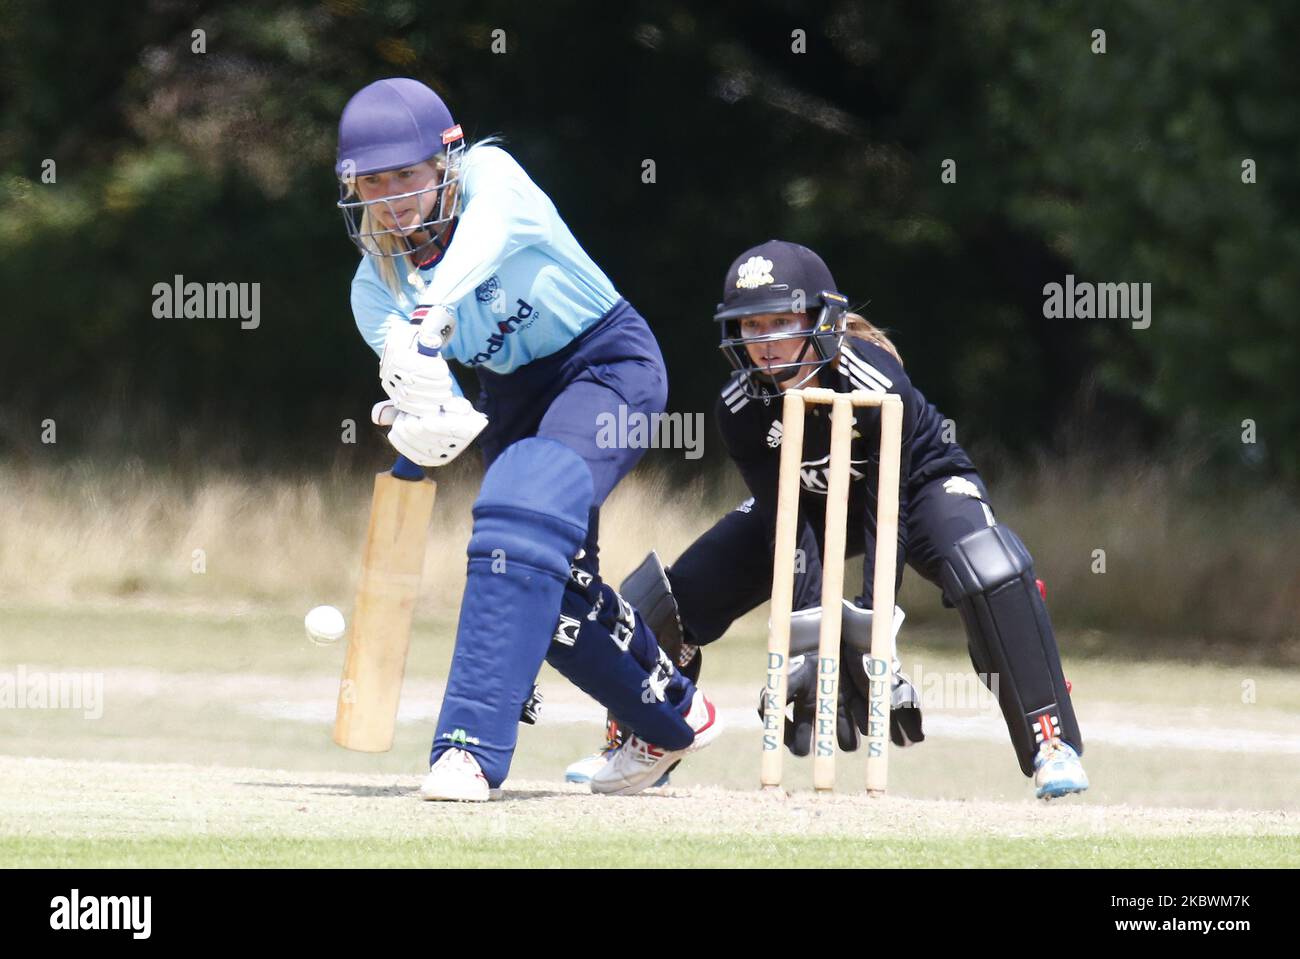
7, 836, 1295, 869
2, 604, 1298, 868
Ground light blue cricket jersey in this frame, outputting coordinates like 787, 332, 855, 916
350, 144, 620, 395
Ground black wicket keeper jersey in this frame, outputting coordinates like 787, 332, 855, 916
714, 335, 977, 549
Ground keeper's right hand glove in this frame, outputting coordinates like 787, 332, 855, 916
840, 603, 925, 748
754, 606, 856, 757
756, 603, 925, 756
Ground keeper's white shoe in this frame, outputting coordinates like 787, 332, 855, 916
564, 748, 613, 785
590, 691, 721, 796
419, 747, 491, 803
1033, 738, 1089, 800
564, 718, 624, 784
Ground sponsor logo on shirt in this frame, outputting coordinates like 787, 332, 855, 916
468, 298, 537, 365
799, 452, 868, 493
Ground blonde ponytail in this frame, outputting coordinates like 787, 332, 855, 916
840, 312, 903, 365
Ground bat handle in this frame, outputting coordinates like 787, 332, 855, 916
391, 455, 426, 481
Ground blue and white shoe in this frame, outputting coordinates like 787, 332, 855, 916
564, 719, 671, 787
1033, 738, 1089, 800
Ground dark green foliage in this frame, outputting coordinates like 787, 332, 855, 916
1, 1, 1295, 479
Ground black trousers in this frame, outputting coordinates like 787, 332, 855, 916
667, 471, 997, 645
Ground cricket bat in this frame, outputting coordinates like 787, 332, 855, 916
333, 455, 437, 752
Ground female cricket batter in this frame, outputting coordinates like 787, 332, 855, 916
576, 240, 1088, 799
337, 77, 719, 801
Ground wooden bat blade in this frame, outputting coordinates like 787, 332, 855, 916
332, 467, 437, 752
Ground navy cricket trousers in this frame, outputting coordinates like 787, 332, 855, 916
474, 298, 668, 577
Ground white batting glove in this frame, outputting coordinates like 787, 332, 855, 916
382, 399, 489, 468
414, 303, 457, 349
379, 322, 456, 417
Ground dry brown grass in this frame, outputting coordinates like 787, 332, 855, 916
0, 458, 740, 620
1, 455, 1295, 657
991, 454, 1300, 654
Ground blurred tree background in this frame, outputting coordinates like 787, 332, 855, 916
1, 0, 1296, 479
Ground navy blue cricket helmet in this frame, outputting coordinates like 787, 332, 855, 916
335, 78, 466, 258
714, 240, 850, 398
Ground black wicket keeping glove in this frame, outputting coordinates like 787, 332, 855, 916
754, 608, 860, 756
842, 635, 925, 748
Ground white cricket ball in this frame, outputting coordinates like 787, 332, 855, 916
304, 605, 346, 646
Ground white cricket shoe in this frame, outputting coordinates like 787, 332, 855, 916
565, 718, 673, 787
419, 747, 491, 802
1033, 738, 1089, 800
589, 691, 722, 796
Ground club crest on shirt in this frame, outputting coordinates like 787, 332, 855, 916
735, 256, 775, 290
475, 275, 501, 303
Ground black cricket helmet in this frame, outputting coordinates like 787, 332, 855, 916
714, 240, 849, 398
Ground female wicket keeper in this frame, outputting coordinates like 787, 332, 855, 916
575, 240, 1088, 799
337, 78, 720, 801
